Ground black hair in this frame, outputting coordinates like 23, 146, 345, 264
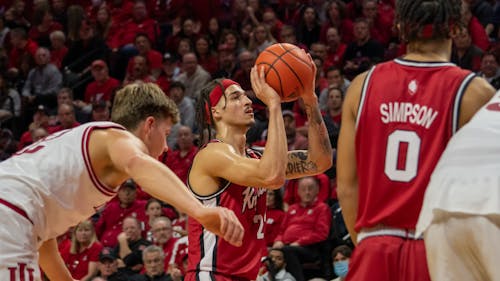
169, 81, 186, 92
332, 245, 353, 259
196, 78, 228, 147
396, 0, 462, 43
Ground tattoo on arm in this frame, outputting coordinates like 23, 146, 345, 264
286, 151, 318, 175
305, 104, 333, 154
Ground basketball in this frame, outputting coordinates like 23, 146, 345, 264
255, 43, 314, 102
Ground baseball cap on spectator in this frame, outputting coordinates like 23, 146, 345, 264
91, 59, 107, 70
99, 247, 116, 262
36, 105, 49, 115
282, 110, 295, 119
121, 179, 136, 190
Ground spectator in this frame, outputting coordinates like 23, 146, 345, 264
319, 67, 350, 110
262, 9, 284, 41
233, 50, 256, 95
48, 103, 80, 133
131, 245, 183, 281
51, 0, 67, 27
194, 35, 218, 75
90, 100, 111, 122
212, 43, 238, 79
161, 125, 198, 183
320, 0, 354, 44
22, 47, 62, 110
7, 27, 39, 79
115, 216, 152, 275
248, 23, 277, 56
257, 248, 296, 281
133, 33, 163, 79
462, 0, 490, 51
82, 60, 120, 105
279, 25, 307, 50
94, 5, 113, 41
342, 18, 385, 80
144, 199, 177, 240
324, 27, 347, 69
282, 110, 308, 151
123, 55, 156, 85
310, 42, 329, 75
477, 52, 500, 89
95, 180, 147, 247
31, 126, 48, 142
49, 30, 68, 69
175, 52, 211, 101
28, 4, 63, 48
156, 53, 181, 93
264, 189, 285, 248
96, 247, 129, 281
60, 220, 103, 280
56, 87, 89, 123
3, 0, 30, 30
451, 27, 483, 71
273, 176, 332, 281
167, 81, 196, 134
361, 0, 394, 46
0, 72, 21, 124
150, 216, 179, 271
331, 245, 352, 281
17, 104, 50, 150
296, 5, 321, 49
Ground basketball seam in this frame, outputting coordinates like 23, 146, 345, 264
264, 47, 306, 90
256, 62, 285, 98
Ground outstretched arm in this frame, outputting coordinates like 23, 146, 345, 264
286, 53, 333, 179
336, 72, 366, 245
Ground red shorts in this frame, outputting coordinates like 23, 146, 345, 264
346, 236, 430, 281
185, 271, 252, 281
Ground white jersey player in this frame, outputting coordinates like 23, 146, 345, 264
0, 83, 244, 281
417, 90, 500, 281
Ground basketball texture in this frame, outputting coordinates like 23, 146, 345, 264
255, 43, 313, 102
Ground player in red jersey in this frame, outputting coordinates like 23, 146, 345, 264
186, 58, 333, 280
336, 1, 495, 281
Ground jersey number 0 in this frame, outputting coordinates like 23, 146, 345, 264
384, 130, 421, 182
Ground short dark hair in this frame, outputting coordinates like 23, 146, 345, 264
332, 245, 353, 259
169, 81, 186, 92
396, 0, 462, 43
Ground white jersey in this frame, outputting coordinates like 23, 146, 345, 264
0, 121, 125, 243
417, 91, 500, 236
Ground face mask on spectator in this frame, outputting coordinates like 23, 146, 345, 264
334, 260, 349, 278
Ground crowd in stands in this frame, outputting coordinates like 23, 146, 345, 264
1, 0, 500, 280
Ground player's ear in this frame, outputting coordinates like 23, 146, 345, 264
143, 116, 156, 134
211, 106, 222, 121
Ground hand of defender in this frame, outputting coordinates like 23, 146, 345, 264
299, 51, 317, 99
198, 206, 244, 247
250, 66, 281, 106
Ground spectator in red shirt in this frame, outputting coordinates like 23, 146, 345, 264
320, 0, 354, 45
48, 103, 81, 133
82, 60, 120, 105
361, 0, 394, 47
325, 27, 347, 69
123, 55, 156, 85
144, 198, 178, 241
273, 176, 332, 281
161, 125, 198, 184
60, 220, 103, 280
7, 27, 38, 79
49, 30, 68, 69
133, 33, 163, 79
264, 189, 285, 248
194, 35, 218, 76
95, 180, 147, 248
28, 5, 63, 48
90, 101, 111, 122
17, 104, 50, 150
151, 216, 179, 271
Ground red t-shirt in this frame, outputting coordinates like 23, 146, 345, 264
84, 77, 121, 103
60, 241, 103, 279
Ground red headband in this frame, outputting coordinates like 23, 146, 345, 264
205, 79, 241, 123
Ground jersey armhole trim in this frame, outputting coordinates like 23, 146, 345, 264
452, 73, 476, 134
355, 66, 376, 129
81, 125, 124, 197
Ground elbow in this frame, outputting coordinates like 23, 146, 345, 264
316, 156, 333, 174
262, 174, 286, 189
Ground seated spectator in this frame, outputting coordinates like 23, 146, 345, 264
163, 82, 195, 148
212, 43, 238, 79
175, 52, 211, 101
115, 216, 152, 275
31, 126, 49, 142
257, 248, 296, 281
150, 216, 179, 271
17, 105, 51, 150
320, 0, 354, 44
21, 47, 62, 111
331, 245, 352, 281
57, 87, 90, 123
279, 25, 307, 50
3, 0, 31, 31
477, 52, 500, 89
95, 180, 147, 247
47, 103, 80, 133
265, 189, 285, 248
60, 220, 103, 280
7, 27, 38, 79
123, 55, 156, 85
283, 173, 331, 207
295, 6, 321, 49
194, 35, 218, 76
130, 245, 183, 281
273, 177, 332, 281
161, 125, 198, 183
49, 30, 68, 69
319, 67, 350, 110
0, 72, 21, 124
156, 53, 181, 93
95, 247, 129, 281
28, 4, 63, 48
144, 199, 178, 241
132, 33, 163, 79
248, 23, 277, 56
82, 60, 120, 106
361, 0, 393, 47
324, 27, 347, 69
451, 27, 483, 72
90, 100, 112, 122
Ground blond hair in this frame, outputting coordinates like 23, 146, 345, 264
70, 220, 98, 254
111, 83, 179, 130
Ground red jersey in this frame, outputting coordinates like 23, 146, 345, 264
60, 241, 103, 279
84, 77, 121, 103
187, 146, 267, 280
355, 58, 475, 231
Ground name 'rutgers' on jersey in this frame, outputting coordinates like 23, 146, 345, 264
354, 58, 475, 232
187, 146, 268, 280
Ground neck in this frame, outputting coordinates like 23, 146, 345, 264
215, 127, 248, 155
405, 39, 452, 62
329, 108, 341, 116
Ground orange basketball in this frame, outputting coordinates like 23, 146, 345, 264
255, 43, 314, 102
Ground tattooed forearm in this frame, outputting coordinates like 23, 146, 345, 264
286, 152, 318, 175
305, 104, 333, 154
304, 104, 323, 125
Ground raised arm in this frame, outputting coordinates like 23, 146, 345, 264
99, 129, 244, 247
336, 72, 366, 245
286, 53, 333, 179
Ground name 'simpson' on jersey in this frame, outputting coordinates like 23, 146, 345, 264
380, 102, 438, 129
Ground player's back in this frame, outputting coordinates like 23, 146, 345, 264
0, 122, 124, 242
186, 144, 267, 280
355, 58, 474, 231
